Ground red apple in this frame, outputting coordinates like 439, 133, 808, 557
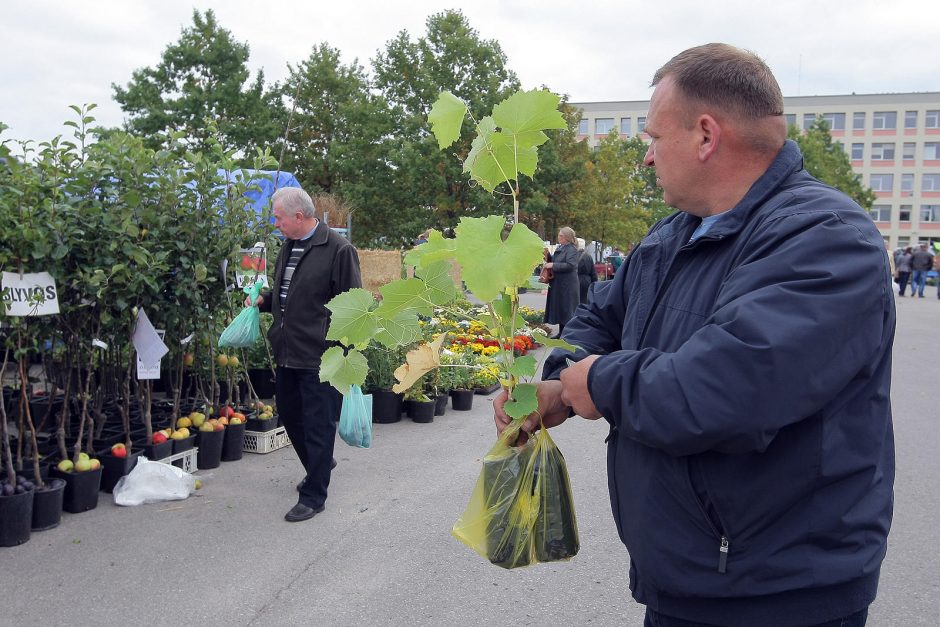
111, 443, 128, 458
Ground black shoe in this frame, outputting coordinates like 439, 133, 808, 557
284, 502, 324, 522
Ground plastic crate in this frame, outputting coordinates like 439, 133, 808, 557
155, 448, 198, 473
243, 426, 291, 454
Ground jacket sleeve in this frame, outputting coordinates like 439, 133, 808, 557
331, 243, 362, 296
587, 209, 892, 456
552, 245, 578, 274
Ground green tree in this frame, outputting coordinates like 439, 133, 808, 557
789, 118, 876, 210
369, 10, 520, 241
570, 132, 655, 251
112, 9, 280, 156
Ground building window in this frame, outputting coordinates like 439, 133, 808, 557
851, 143, 864, 160
923, 174, 940, 192
620, 117, 631, 136
595, 118, 615, 135
853, 112, 866, 129
903, 142, 916, 160
920, 205, 940, 222
926, 111, 940, 129
900, 205, 912, 222
822, 113, 845, 131
924, 142, 940, 160
870, 205, 891, 221
902, 173, 914, 193
803, 113, 817, 130
871, 143, 896, 160
873, 111, 897, 130
637, 117, 647, 133
870, 174, 894, 192
577, 119, 589, 135
784, 114, 796, 128
905, 111, 918, 129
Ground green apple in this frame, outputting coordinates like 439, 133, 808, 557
57, 459, 74, 473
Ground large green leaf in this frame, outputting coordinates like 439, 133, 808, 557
374, 310, 423, 348
507, 355, 537, 379
375, 278, 433, 317
503, 383, 538, 419
531, 329, 579, 353
325, 288, 378, 345
455, 216, 545, 302
463, 119, 538, 192
428, 91, 467, 149
491, 89, 567, 134
404, 230, 457, 269
319, 346, 368, 394
415, 260, 457, 305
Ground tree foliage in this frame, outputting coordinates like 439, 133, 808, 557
789, 119, 876, 210
112, 9, 280, 156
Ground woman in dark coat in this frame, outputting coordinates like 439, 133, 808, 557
543, 226, 580, 334
576, 237, 598, 304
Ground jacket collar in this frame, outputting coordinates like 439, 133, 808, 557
679, 139, 805, 239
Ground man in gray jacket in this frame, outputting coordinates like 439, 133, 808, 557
255, 187, 361, 522
910, 242, 934, 298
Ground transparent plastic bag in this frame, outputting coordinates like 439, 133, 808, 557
339, 385, 372, 448
452, 420, 579, 569
112, 457, 196, 506
219, 282, 262, 348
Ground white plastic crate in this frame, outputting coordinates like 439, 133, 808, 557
243, 426, 290, 454
155, 448, 198, 473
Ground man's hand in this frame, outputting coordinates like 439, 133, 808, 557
560, 355, 602, 420
245, 294, 264, 307
493, 380, 572, 446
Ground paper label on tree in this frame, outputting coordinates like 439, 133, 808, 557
132, 308, 169, 367
1, 271, 60, 316
234, 243, 269, 288
137, 330, 165, 379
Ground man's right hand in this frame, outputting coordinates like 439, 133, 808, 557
245, 295, 264, 307
493, 380, 572, 446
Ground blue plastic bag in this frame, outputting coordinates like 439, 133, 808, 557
219, 282, 262, 348
339, 385, 373, 448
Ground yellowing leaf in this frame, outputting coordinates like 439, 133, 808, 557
391, 335, 446, 394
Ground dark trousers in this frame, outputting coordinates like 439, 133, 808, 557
897, 271, 911, 295
644, 606, 868, 627
276, 366, 341, 509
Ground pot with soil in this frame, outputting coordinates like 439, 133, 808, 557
31, 478, 65, 531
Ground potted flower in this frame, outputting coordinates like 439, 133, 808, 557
440, 351, 476, 411
364, 344, 405, 424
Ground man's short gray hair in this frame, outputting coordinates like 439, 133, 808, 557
272, 187, 316, 218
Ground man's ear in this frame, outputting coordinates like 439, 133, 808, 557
698, 114, 721, 162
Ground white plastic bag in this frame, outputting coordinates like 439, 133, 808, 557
112, 456, 196, 506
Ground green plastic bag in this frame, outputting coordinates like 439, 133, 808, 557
339, 385, 372, 448
452, 419, 579, 569
219, 282, 262, 348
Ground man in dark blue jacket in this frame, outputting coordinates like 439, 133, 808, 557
496, 43, 895, 626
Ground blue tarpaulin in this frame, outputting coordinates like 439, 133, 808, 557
217, 169, 301, 216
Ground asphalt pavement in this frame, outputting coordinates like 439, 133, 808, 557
1, 288, 938, 626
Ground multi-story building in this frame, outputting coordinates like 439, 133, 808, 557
572, 92, 940, 250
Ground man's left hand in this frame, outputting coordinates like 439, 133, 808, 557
560, 355, 602, 419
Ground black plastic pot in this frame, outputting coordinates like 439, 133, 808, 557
99, 450, 142, 493
196, 428, 224, 469
450, 389, 475, 411
140, 439, 173, 461
474, 383, 502, 395
31, 479, 65, 531
434, 394, 448, 416
52, 466, 102, 514
221, 421, 246, 461
407, 400, 435, 423
0, 488, 34, 546
171, 433, 196, 454
245, 416, 277, 432
371, 389, 402, 424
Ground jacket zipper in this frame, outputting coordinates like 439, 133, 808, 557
687, 458, 731, 573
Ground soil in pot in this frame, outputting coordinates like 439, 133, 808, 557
221, 422, 246, 461
0, 482, 34, 546
434, 394, 448, 416
196, 428, 224, 469
450, 389, 475, 411
31, 478, 65, 531
408, 400, 435, 423
371, 390, 402, 424
51, 466, 102, 513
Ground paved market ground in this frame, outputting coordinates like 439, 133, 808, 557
2, 290, 938, 626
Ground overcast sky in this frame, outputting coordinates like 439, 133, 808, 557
3, 0, 938, 144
